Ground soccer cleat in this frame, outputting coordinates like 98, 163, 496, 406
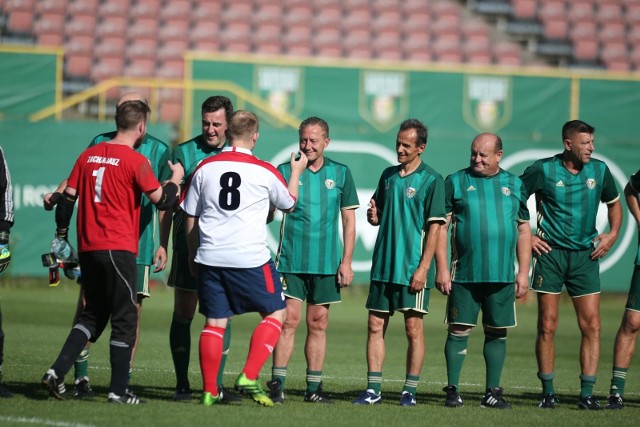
352, 389, 382, 405
480, 387, 512, 409
604, 394, 624, 410
172, 386, 192, 402
73, 377, 95, 399
201, 391, 221, 406
42, 369, 67, 400
399, 391, 417, 406
538, 393, 558, 409
304, 382, 334, 404
234, 373, 274, 407
266, 378, 285, 404
443, 385, 463, 408
218, 385, 241, 403
108, 390, 144, 404
577, 395, 602, 410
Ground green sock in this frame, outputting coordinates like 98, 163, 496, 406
217, 321, 231, 387
306, 369, 322, 393
483, 332, 506, 389
444, 333, 468, 388
74, 347, 90, 380
169, 314, 192, 389
272, 366, 287, 389
367, 371, 382, 395
402, 374, 420, 395
610, 367, 627, 396
580, 374, 596, 399
538, 372, 555, 395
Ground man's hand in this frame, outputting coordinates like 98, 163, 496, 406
367, 199, 379, 226
290, 151, 308, 175
531, 235, 551, 256
43, 192, 62, 211
515, 271, 529, 299
337, 261, 354, 288
409, 266, 428, 294
591, 232, 617, 260
435, 268, 452, 295
154, 246, 168, 272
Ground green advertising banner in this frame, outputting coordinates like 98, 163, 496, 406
3, 52, 640, 292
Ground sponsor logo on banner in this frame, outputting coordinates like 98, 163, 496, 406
254, 66, 303, 125
359, 70, 408, 132
462, 75, 512, 132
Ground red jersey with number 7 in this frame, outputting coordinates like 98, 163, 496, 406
67, 143, 161, 254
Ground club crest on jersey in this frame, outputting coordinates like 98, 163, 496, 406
501, 187, 511, 196
325, 179, 335, 189
406, 187, 416, 198
586, 178, 596, 189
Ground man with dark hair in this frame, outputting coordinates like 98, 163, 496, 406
41, 100, 184, 404
521, 119, 622, 410
268, 117, 359, 404
436, 133, 531, 409
0, 146, 14, 398
353, 118, 445, 406
182, 110, 308, 406
164, 95, 238, 402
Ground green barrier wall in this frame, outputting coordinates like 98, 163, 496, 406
2, 51, 640, 291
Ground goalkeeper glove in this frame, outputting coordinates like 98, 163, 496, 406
0, 231, 10, 273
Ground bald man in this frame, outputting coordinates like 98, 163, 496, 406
43, 93, 172, 399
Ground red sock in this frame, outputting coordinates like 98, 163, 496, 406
199, 325, 225, 395
243, 318, 282, 380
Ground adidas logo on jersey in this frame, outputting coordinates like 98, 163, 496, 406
555, 180, 564, 187
466, 186, 476, 192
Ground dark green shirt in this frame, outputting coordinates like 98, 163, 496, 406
520, 154, 619, 250
446, 168, 529, 283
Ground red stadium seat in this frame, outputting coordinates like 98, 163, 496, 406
158, 17, 190, 43
345, 45, 374, 60
157, 59, 184, 79
254, 3, 283, 24
538, 0, 566, 20
542, 18, 568, 40
94, 35, 127, 59
159, 0, 191, 20
34, 0, 65, 14
284, 4, 313, 26
253, 39, 283, 55
38, 32, 64, 47
597, 1, 623, 23
33, 11, 65, 36
66, 34, 94, 56
568, 19, 597, 42
65, 53, 93, 79
343, 7, 372, 31
123, 58, 156, 78
129, 17, 159, 39
97, 0, 129, 18
567, 0, 594, 22
7, 10, 33, 33
126, 38, 158, 61
511, 0, 538, 20
573, 39, 599, 61
192, 1, 224, 23
91, 56, 125, 83
158, 39, 189, 61
95, 16, 128, 38
599, 21, 627, 43
64, 14, 97, 37
285, 44, 313, 57
5, 0, 36, 12
493, 42, 522, 66
68, 0, 98, 16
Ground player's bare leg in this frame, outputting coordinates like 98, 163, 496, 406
613, 309, 640, 369
272, 298, 302, 369
536, 293, 560, 373
403, 311, 424, 376
367, 311, 389, 373
573, 294, 601, 377
305, 304, 329, 372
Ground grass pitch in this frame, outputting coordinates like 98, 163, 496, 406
0, 281, 638, 426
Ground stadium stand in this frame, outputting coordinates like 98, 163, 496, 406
1, 0, 637, 121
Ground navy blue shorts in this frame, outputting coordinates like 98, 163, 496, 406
198, 259, 286, 319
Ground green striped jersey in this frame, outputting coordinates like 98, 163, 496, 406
275, 157, 359, 274
172, 134, 225, 186
520, 154, 619, 250
90, 132, 171, 265
629, 169, 640, 266
370, 162, 446, 286
446, 168, 530, 283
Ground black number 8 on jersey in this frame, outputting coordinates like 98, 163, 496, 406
219, 171, 241, 210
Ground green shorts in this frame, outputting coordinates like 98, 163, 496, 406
366, 281, 429, 315
445, 282, 516, 328
530, 247, 600, 297
136, 264, 150, 298
282, 273, 341, 305
625, 265, 640, 312
167, 210, 197, 291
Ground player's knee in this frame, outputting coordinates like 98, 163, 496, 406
622, 311, 640, 334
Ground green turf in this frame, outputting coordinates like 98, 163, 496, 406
0, 282, 638, 426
